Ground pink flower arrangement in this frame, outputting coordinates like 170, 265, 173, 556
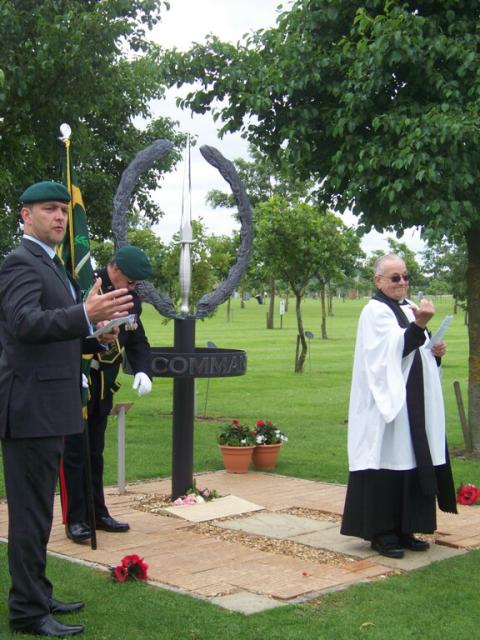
174, 494, 200, 506
173, 484, 220, 505
112, 554, 148, 582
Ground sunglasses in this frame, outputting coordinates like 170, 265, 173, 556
379, 273, 410, 283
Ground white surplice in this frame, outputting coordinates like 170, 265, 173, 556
347, 299, 446, 471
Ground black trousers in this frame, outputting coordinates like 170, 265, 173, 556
2, 436, 63, 629
63, 371, 112, 523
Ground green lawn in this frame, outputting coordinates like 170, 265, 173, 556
0, 543, 479, 640
1, 295, 478, 639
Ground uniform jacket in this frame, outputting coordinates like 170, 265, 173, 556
90, 267, 151, 415
0, 238, 91, 439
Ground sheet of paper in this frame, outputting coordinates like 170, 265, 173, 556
424, 315, 453, 349
88, 314, 135, 338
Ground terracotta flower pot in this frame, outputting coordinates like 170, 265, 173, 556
218, 445, 255, 473
252, 443, 282, 470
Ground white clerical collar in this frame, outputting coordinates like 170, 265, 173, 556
23, 234, 56, 259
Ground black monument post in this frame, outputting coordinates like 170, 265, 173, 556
172, 317, 195, 498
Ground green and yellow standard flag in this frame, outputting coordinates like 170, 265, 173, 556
59, 130, 123, 409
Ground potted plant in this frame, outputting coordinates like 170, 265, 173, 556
217, 419, 256, 473
252, 420, 288, 469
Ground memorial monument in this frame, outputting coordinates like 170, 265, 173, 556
111, 140, 254, 498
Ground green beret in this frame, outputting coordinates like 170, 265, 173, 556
19, 181, 71, 204
114, 245, 152, 280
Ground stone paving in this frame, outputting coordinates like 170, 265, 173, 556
0, 471, 479, 614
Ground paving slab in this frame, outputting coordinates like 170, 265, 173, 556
215, 511, 324, 539
365, 543, 468, 570
290, 525, 370, 556
163, 495, 264, 522
211, 591, 288, 614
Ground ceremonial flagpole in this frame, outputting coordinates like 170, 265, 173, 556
59, 124, 75, 273
58, 123, 97, 549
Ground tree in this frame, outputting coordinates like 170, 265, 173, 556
165, 1, 480, 452
422, 239, 468, 313
205, 233, 238, 321
90, 239, 115, 272
0, 0, 182, 256
256, 196, 362, 372
314, 221, 364, 339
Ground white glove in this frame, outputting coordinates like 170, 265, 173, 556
132, 372, 152, 397
81, 373, 89, 389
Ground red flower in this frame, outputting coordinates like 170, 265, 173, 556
121, 554, 142, 567
456, 484, 480, 505
112, 554, 149, 581
256, 420, 266, 428
133, 560, 148, 580
113, 566, 128, 582
232, 419, 240, 426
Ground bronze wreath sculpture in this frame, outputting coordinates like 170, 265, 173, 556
111, 140, 254, 319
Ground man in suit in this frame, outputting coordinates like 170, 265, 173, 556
0, 181, 134, 637
63, 246, 153, 542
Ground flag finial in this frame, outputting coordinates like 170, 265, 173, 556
59, 123, 71, 142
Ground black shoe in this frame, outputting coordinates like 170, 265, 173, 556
65, 522, 91, 543
49, 598, 85, 615
399, 534, 430, 551
371, 539, 404, 559
12, 615, 84, 636
96, 515, 130, 533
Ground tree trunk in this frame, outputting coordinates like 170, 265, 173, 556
267, 275, 275, 329
320, 284, 328, 340
327, 284, 334, 317
226, 297, 231, 322
466, 227, 480, 453
294, 291, 307, 373
240, 285, 245, 309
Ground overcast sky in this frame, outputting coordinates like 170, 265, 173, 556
148, 0, 425, 257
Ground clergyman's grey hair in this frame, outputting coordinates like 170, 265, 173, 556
374, 254, 405, 275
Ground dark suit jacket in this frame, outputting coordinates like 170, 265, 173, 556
0, 238, 91, 439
